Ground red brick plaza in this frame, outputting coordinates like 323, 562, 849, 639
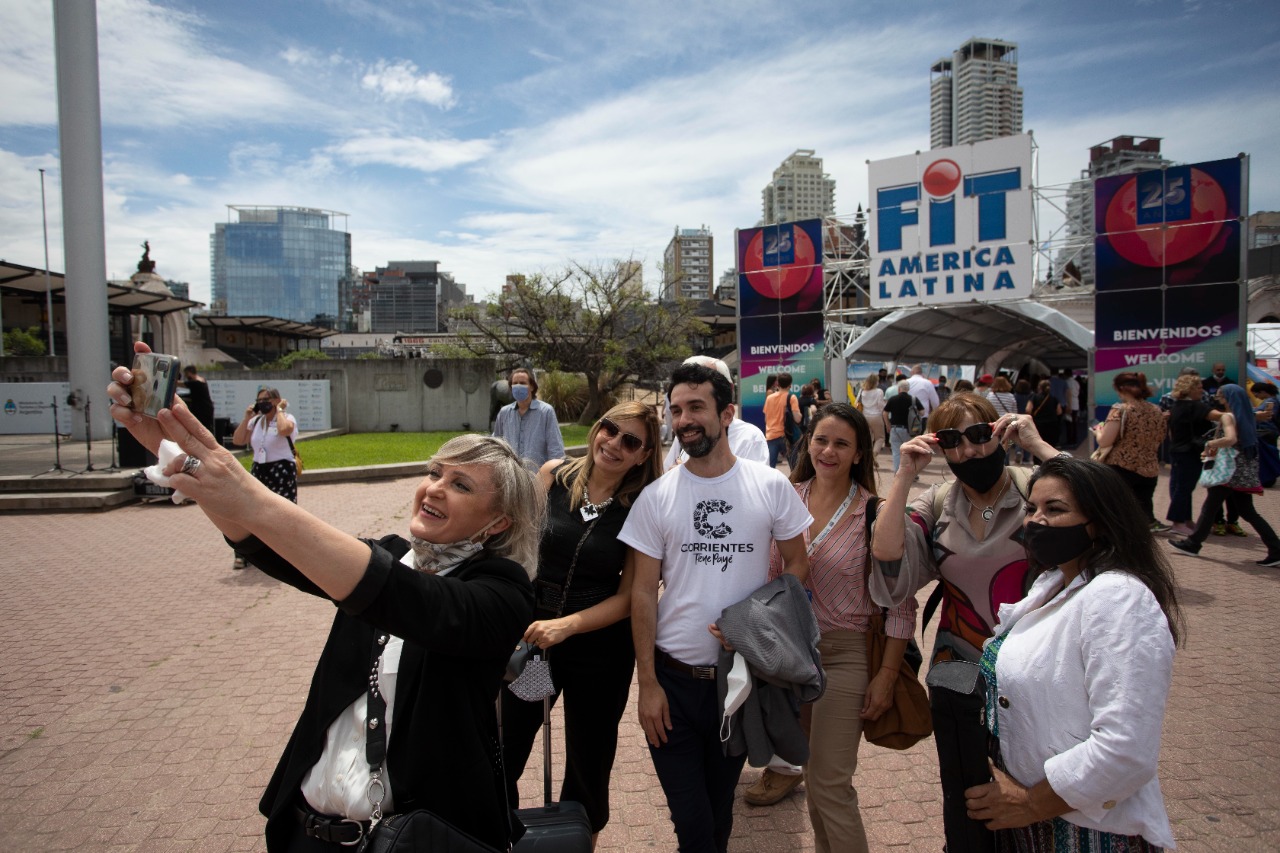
1, 459, 1277, 851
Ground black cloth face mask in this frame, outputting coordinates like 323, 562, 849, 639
1019, 521, 1094, 568
946, 444, 1006, 494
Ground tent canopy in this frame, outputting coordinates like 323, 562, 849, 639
842, 300, 1093, 370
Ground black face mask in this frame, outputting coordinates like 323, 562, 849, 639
946, 444, 1006, 493
1019, 521, 1094, 568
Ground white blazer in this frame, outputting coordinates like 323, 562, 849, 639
988, 569, 1176, 848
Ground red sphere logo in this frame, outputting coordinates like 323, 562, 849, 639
922, 159, 962, 197
1103, 168, 1228, 267
741, 226, 818, 300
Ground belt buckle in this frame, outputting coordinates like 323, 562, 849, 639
337, 818, 366, 847
692, 665, 716, 680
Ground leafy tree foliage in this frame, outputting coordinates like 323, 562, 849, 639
260, 348, 330, 370
449, 261, 707, 423
4, 326, 47, 357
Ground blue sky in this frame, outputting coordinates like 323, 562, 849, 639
2, 0, 1278, 306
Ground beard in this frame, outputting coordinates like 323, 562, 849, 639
678, 424, 721, 458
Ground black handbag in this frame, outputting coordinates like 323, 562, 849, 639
358, 633, 502, 853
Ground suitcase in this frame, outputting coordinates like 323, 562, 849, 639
510, 695, 593, 852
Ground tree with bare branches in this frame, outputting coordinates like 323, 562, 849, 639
447, 261, 708, 423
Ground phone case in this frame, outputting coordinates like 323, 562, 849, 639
131, 353, 180, 419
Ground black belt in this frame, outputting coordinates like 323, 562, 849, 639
656, 648, 717, 680
294, 804, 370, 846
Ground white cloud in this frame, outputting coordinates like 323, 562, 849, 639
329, 133, 493, 173
360, 60, 456, 108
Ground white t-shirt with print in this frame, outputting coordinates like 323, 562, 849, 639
620, 460, 812, 666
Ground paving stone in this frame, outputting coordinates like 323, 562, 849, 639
1, 468, 1278, 851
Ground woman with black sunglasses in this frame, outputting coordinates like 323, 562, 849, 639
870, 392, 1058, 852
501, 401, 665, 846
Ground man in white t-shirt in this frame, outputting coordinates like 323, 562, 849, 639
663, 355, 768, 470
622, 362, 811, 853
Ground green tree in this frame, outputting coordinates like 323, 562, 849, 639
448, 261, 707, 423
4, 327, 47, 357
260, 349, 330, 370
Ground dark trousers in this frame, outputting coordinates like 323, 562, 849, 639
1188, 486, 1280, 553
1109, 464, 1158, 524
501, 623, 634, 832
1167, 450, 1203, 524
767, 436, 786, 469
931, 680, 994, 853
649, 663, 748, 853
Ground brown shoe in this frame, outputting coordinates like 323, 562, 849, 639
743, 768, 803, 806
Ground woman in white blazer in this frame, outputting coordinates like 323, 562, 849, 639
964, 456, 1184, 851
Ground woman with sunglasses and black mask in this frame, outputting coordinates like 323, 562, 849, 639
870, 393, 1058, 852
501, 401, 664, 846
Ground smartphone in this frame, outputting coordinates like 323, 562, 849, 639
130, 352, 181, 419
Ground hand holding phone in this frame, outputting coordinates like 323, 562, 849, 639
130, 353, 180, 419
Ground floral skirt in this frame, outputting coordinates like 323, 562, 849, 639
251, 458, 297, 503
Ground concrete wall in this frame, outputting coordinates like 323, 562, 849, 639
0, 356, 498, 433
235, 358, 497, 432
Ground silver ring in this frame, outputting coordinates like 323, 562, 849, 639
181, 455, 201, 476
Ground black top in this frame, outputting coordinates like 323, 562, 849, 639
883, 392, 918, 427
1168, 399, 1212, 454
184, 378, 215, 429
234, 534, 534, 851
536, 465, 631, 617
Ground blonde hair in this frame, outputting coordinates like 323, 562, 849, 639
1172, 374, 1203, 400
862, 374, 879, 392
927, 392, 998, 432
556, 401, 663, 510
429, 434, 545, 578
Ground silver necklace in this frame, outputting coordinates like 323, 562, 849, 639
580, 484, 614, 521
970, 473, 1011, 522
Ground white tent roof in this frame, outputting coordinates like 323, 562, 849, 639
842, 300, 1093, 370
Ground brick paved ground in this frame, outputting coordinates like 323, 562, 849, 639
1, 451, 1277, 851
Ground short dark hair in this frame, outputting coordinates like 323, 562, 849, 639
668, 363, 733, 413
1030, 456, 1183, 645
777, 373, 794, 390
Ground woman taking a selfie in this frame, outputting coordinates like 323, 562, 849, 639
965, 456, 1181, 851
108, 344, 542, 852
502, 401, 663, 845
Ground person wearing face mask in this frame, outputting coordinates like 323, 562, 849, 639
493, 367, 566, 471
964, 456, 1182, 851
869, 393, 1057, 852
1202, 361, 1233, 396
231, 386, 299, 569
108, 341, 544, 852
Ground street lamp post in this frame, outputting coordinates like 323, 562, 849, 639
40, 167, 57, 357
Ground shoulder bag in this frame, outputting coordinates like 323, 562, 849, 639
1090, 404, 1125, 463
357, 634, 502, 853
860, 497, 933, 750
1199, 424, 1239, 488
285, 434, 303, 478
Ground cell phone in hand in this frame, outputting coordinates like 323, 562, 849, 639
130, 352, 180, 419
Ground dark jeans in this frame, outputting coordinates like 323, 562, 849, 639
930, 679, 994, 853
767, 436, 787, 469
1167, 450, 1202, 524
1109, 464, 1158, 524
502, 622, 634, 832
1188, 485, 1280, 554
648, 663, 748, 853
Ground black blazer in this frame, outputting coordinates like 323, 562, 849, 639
235, 533, 534, 851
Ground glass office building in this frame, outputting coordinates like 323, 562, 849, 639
211, 206, 351, 325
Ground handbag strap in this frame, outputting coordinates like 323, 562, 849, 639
554, 514, 601, 618
365, 633, 392, 824
286, 434, 299, 456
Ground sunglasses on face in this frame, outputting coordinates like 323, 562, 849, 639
932, 423, 995, 450
599, 417, 647, 452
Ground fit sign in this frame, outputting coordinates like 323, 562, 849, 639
869, 134, 1034, 309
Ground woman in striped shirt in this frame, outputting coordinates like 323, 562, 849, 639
765, 403, 915, 853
